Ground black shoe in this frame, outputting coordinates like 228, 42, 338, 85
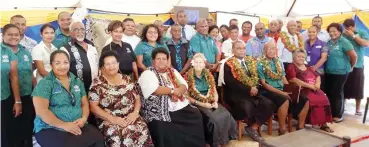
245, 127, 264, 142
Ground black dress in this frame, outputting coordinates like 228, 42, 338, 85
102, 41, 135, 75
223, 64, 275, 124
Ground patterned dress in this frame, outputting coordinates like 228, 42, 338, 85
89, 74, 153, 147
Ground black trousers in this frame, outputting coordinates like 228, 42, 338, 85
1, 97, 13, 147
35, 124, 104, 147
10, 95, 35, 147
325, 73, 349, 118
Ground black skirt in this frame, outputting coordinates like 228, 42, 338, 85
1, 97, 13, 147
344, 67, 364, 99
198, 104, 238, 147
148, 105, 205, 147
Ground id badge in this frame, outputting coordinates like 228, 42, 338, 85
307, 56, 311, 62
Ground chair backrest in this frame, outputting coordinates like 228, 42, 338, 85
283, 83, 301, 103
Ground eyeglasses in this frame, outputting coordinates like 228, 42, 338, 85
68, 92, 76, 106
72, 28, 85, 32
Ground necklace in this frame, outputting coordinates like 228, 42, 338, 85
260, 57, 283, 80
186, 68, 216, 103
226, 56, 259, 87
280, 31, 305, 52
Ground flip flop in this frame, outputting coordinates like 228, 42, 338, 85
320, 126, 334, 133
355, 111, 363, 116
333, 118, 343, 123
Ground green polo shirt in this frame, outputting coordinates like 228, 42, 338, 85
32, 72, 86, 133
52, 28, 72, 49
257, 58, 285, 90
342, 29, 369, 68
1, 43, 17, 100
194, 71, 210, 96
190, 33, 219, 64
134, 41, 169, 67
326, 36, 354, 75
7, 44, 33, 96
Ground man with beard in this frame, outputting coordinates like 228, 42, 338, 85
53, 11, 72, 49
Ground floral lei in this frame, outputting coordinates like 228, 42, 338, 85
186, 68, 216, 103
165, 67, 184, 101
226, 56, 259, 87
260, 57, 283, 80
280, 31, 305, 52
267, 32, 280, 43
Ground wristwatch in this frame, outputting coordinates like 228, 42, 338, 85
170, 88, 174, 94
194, 100, 198, 106
352, 35, 357, 39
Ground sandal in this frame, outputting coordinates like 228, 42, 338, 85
278, 129, 287, 136
333, 118, 343, 123
355, 111, 363, 116
320, 126, 334, 133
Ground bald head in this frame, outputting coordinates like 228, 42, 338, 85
287, 20, 297, 35
269, 20, 278, 33
255, 23, 266, 38
58, 11, 71, 31
232, 40, 246, 59
196, 18, 209, 35
264, 40, 277, 59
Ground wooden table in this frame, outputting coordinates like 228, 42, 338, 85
259, 126, 351, 147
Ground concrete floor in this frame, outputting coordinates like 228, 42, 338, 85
225, 99, 369, 147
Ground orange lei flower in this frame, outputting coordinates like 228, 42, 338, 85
166, 68, 184, 102
226, 56, 259, 87
280, 31, 305, 52
185, 68, 216, 103
260, 57, 283, 80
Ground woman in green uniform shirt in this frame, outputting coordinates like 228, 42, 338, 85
134, 24, 170, 72
2, 23, 35, 147
1, 24, 22, 147
32, 50, 104, 147
324, 23, 357, 123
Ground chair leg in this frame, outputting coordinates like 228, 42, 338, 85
237, 120, 243, 141
258, 126, 262, 137
288, 113, 293, 132
363, 97, 369, 124
268, 116, 273, 135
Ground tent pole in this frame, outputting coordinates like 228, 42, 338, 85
286, 0, 297, 17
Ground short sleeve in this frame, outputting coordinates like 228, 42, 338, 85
257, 62, 266, 80
32, 45, 43, 61
190, 36, 200, 53
286, 64, 297, 80
77, 80, 87, 97
134, 42, 144, 56
321, 42, 329, 52
342, 39, 354, 52
88, 79, 100, 102
138, 70, 159, 98
32, 79, 53, 100
359, 30, 369, 40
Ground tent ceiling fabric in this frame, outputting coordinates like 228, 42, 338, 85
2, 0, 368, 17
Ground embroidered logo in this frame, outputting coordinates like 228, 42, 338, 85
74, 85, 80, 92
126, 48, 131, 53
2, 55, 9, 62
24, 55, 30, 61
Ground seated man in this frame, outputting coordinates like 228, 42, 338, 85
258, 41, 310, 132
219, 40, 275, 142
257, 41, 289, 135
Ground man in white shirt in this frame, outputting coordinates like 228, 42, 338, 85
166, 10, 197, 41
104, 18, 141, 49
222, 25, 244, 58
0, 15, 37, 53
277, 20, 305, 69
301, 16, 330, 42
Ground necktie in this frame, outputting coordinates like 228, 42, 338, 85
182, 27, 186, 39
241, 61, 251, 76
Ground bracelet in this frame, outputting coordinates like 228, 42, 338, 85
15, 101, 22, 104
134, 110, 139, 114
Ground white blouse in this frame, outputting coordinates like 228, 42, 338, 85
138, 69, 189, 112
32, 41, 58, 83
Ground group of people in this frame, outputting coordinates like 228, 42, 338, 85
1, 9, 369, 147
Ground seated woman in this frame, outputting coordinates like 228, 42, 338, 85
185, 53, 237, 147
32, 50, 104, 147
138, 47, 205, 147
287, 49, 333, 133
89, 50, 153, 147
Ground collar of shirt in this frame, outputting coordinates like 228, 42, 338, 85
253, 36, 270, 43
306, 38, 324, 47
168, 38, 186, 46
40, 41, 58, 50
328, 36, 344, 45
237, 58, 245, 64
1, 43, 25, 53
196, 33, 212, 40
110, 41, 124, 48
287, 32, 297, 39
194, 71, 206, 80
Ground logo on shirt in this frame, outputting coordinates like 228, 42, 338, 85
2, 55, 9, 62
23, 55, 30, 62
74, 85, 80, 92
126, 48, 131, 53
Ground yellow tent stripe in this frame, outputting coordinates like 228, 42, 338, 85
0, 9, 74, 27
299, 13, 354, 30
88, 13, 171, 24
356, 11, 369, 29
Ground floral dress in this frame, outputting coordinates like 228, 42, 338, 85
89, 74, 153, 147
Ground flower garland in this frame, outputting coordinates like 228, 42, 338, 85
267, 32, 280, 43
186, 68, 216, 103
260, 57, 283, 80
166, 68, 184, 102
280, 31, 305, 52
226, 56, 259, 87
